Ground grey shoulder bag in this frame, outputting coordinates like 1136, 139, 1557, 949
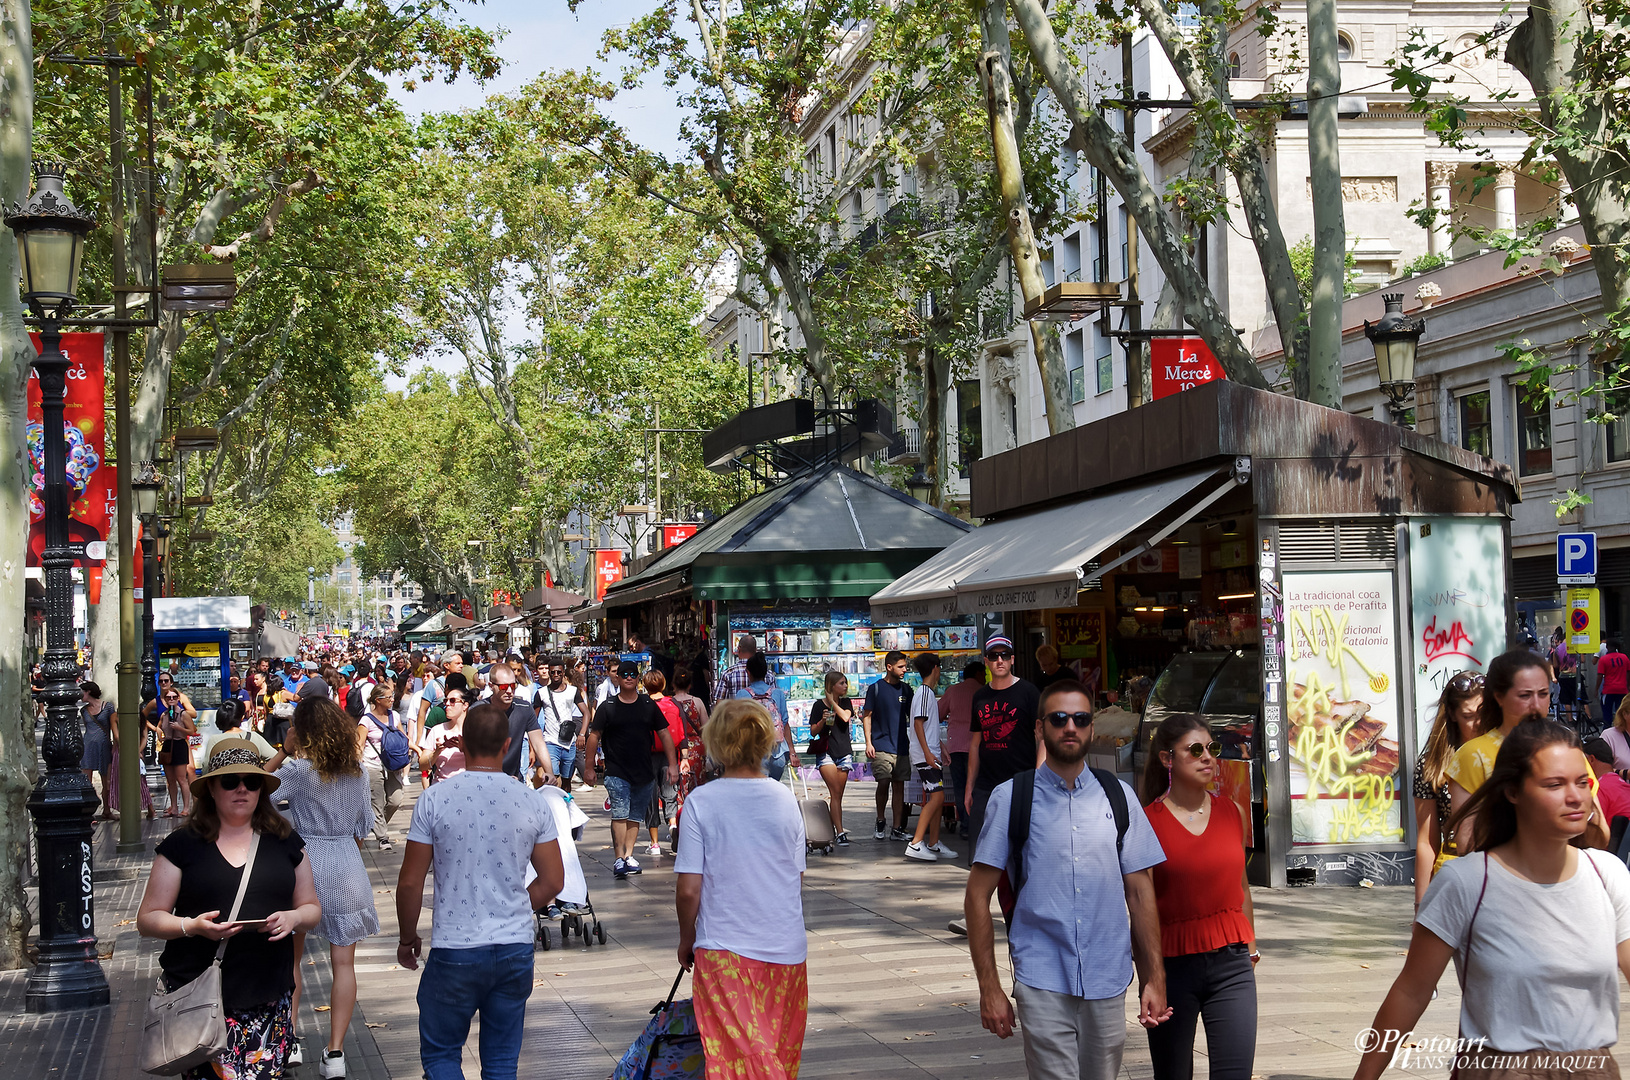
141, 831, 262, 1076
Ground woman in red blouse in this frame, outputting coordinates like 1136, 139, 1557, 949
1141, 713, 1258, 1080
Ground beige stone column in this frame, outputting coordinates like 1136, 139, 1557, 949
1493, 163, 1518, 234
1427, 160, 1456, 255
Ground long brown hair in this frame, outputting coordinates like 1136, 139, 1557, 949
187, 781, 292, 843
1141, 713, 1211, 804
1475, 648, 1551, 733
293, 697, 364, 782
1446, 720, 1584, 853
1420, 672, 1483, 790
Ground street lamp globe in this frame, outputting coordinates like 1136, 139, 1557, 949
131, 461, 162, 520
4, 162, 96, 315
1363, 293, 1426, 424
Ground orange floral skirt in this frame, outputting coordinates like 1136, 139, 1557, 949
692, 948, 808, 1080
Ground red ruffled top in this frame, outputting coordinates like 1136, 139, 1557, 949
1146, 794, 1255, 957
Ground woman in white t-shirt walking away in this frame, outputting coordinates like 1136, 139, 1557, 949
1354, 721, 1630, 1080
675, 699, 808, 1078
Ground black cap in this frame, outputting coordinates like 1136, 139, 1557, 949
617, 660, 641, 677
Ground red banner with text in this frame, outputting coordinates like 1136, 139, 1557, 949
27, 332, 110, 575
1150, 337, 1226, 400
595, 550, 624, 600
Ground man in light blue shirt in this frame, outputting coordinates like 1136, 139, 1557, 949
963, 678, 1169, 1080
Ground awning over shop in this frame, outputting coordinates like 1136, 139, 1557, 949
258, 621, 302, 658
403, 609, 475, 642
522, 585, 590, 617
870, 467, 1230, 620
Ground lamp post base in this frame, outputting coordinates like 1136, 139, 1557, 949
24, 774, 109, 1012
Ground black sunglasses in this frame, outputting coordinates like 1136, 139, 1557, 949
213, 774, 265, 792
985, 650, 1015, 661
1043, 711, 1093, 728
1177, 741, 1223, 759
1449, 672, 1486, 693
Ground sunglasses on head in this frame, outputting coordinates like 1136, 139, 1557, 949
1043, 710, 1093, 728
213, 774, 264, 792
985, 650, 1014, 661
1450, 672, 1486, 694
1175, 740, 1223, 759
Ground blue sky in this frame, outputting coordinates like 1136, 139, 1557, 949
389, 0, 689, 157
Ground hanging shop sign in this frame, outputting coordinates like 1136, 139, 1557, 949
1150, 337, 1226, 400
1283, 570, 1404, 846
1408, 518, 1507, 749
661, 523, 699, 548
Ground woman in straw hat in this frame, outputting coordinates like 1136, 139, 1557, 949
137, 738, 320, 1080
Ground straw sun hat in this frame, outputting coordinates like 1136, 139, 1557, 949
190, 737, 281, 799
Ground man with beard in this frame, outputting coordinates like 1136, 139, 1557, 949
962, 680, 1169, 1080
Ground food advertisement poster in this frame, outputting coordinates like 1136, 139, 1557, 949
1408, 518, 1507, 750
1283, 571, 1404, 846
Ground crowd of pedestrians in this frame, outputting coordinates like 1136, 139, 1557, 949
114, 625, 1630, 1080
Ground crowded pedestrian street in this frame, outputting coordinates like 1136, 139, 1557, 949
8, 778, 1493, 1080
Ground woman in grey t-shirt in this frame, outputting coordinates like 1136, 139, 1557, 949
1354, 722, 1630, 1080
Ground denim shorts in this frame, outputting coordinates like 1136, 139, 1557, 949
816, 754, 855, 771
604, 775, 655, 821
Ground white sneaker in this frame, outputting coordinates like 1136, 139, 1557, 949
286, 1040, 304, 1067
904, 841, 938, 862
929, 841, 959, 858
319, 1050, 346, 1079
644, 843, 662, 857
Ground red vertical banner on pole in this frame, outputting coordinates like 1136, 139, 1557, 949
595, 550, 624, 600
661, 523, 699, 548
1149, 337, 1226, 400
27, 331, 108, 569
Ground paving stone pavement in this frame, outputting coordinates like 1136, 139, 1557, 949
8, 768, 1630, 1080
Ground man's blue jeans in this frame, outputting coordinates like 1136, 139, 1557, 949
417, 942, 534, 1080
546, 741, 576, 780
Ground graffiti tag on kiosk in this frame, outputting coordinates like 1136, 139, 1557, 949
1422, 616, 1478, 665
1287, 606, 1390, 698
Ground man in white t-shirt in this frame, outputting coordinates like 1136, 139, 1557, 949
906, 652, 956, 862
538, 658, 588, 790
396, 702, 564, 1080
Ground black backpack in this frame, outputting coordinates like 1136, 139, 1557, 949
995, 767, 1129, 924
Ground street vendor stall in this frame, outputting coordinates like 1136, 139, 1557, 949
871, 381, 1516, 887
602, 462, 972, 764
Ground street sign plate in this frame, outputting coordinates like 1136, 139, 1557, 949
1558, 532, 1598, 581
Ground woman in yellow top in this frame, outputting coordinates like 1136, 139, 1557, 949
1449, 648, 1608, 851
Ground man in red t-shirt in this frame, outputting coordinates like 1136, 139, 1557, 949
939, 660, 986, 839
1597, 638, 1629, 733
1586, 738, 1630, 826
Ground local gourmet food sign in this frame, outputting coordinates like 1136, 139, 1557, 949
1150, 337, 1227, 400
1282, 570, 1404, 847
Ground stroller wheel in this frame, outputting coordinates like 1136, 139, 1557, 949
538, 925, 552, 951
595, 922, 607, 944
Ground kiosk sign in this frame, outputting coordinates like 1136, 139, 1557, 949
1150, 337, 1227, 400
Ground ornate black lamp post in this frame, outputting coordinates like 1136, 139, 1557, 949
1364, 293, 1427, 426
7, 162, 109, 1011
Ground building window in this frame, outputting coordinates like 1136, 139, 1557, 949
1514, 382, 1552, 475
1337, 33, 1353, 60
1066, 330, 1086, 404
1459, 390, 1492, 457
955, 379, 982, 479
1095, 335, 1114, 395
1606, 362, 1630, 462
1119, 207, 1131, 280
1228, 52, 1242, 79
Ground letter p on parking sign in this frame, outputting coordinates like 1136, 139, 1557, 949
1558, 532, 1597, 583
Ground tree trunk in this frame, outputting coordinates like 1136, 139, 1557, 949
90, 535, 120, 698
1008, 0, 1271, 389
1507, 3, 1630, 317
976, 0, 1075, 435
1128, 0, 1311, 391
1305, 0, 1346, 407
767, 250, 837, 402
0, 0, 33, 971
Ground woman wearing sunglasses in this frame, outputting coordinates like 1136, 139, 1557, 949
136, 739, 320, 1080
1412, 671, 1484, 905
419, 689, 470, 782
1140, 714, 1257, 1080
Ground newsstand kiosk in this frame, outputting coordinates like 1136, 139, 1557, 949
872, 382, 1518, 887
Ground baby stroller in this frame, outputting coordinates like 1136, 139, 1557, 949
532, 787, 609, 950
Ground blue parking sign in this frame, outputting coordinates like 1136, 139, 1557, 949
1558, 532, 1598, 580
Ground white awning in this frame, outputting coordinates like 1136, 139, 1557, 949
870, 468, 1233, 619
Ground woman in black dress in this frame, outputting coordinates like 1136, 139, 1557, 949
137, 739, 320, 1080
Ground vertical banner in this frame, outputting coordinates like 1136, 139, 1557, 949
661, 523, 699, 548
1283, 570, 1404, 845
27, 332, 109, 569
1408, 519, 1507, 750
595, 549, 624, 599
1150, 337, 1227, 400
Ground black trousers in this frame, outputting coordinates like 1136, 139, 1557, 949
1145, 942, 1257, 1080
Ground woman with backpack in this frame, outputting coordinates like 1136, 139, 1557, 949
1140, 713, 1257, 1080
671, 667, 711, 818
734, 652, 798, 781
358, 680, 411, 851
1355, 721, 1630, 1080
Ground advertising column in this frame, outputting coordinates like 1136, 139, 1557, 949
1407, 519, 1508, 749
1283, 571, 1404, 846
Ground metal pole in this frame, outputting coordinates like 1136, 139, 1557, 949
1122, 38, 1146, 409
654, 401, 662, 522
109, 61, 142, 852
139, 519, 157, 734
25, 319, 111, 1011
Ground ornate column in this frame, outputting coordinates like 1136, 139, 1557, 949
1427, 161, 1456, 256
1494, 163, 1518, 234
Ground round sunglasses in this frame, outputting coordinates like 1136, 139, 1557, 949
1175, 740, 1223, 759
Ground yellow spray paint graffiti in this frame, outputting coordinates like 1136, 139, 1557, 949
1288, 607, 1390, 699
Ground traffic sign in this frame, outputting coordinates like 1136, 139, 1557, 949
1569, 587, 1601, 653
1558, 532, 1598, 583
